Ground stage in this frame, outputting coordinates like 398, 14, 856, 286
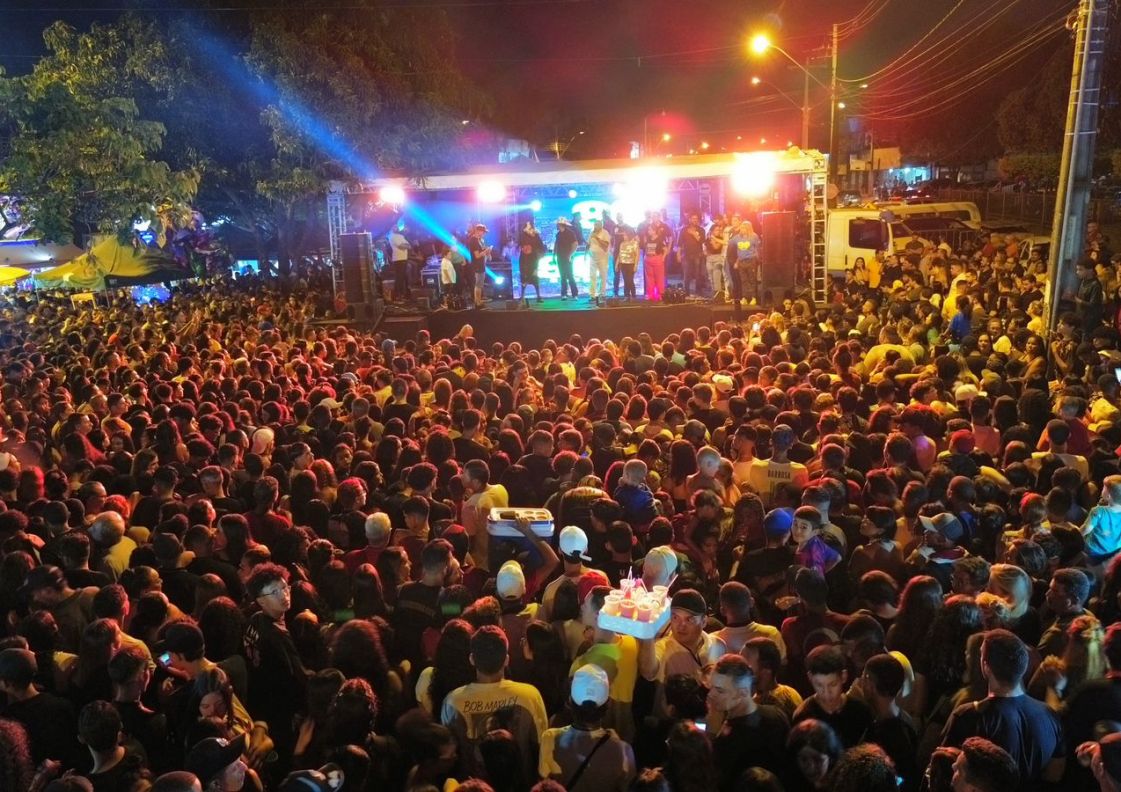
393, 296, 749, 347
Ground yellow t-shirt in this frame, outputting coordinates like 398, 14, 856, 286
571, 635, 639, 704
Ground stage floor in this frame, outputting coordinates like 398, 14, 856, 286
412, 296, 751, 347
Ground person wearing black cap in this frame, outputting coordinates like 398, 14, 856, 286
185, 734, 252, 792
638, 588, 724, 717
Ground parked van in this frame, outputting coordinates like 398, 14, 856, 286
877, 201, 983, 229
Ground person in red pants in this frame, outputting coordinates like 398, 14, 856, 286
640, 215, 671, 301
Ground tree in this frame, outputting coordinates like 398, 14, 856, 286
995, 46, 1071, 155
150, 3, 493, 273
0, 19, 197, 245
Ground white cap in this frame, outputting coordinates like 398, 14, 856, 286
558, 526, 591, 562
495, 560, 526, 600
643, 545, 679, 577
571, 664, 610, 707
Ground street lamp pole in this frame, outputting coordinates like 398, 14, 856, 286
751, 35, 829, 151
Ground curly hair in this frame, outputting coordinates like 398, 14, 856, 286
0, 718, 32, 792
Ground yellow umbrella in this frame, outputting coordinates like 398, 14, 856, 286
0, 266, 31, 287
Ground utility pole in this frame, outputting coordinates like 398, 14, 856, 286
801, 60, 810, 149
1044, 0, 1109, 333
828, 23, 839, 183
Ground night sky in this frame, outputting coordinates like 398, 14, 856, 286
1, 0, 1072, 158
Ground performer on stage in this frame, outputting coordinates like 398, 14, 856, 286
467, 223, 492, 310
588, 219, 612, 306
518, 219, 545, 307
639, 215, 670, 302
727, 220, 762, 316
554, 217, 580, 300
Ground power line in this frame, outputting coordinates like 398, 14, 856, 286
839, 0, 971, 83
837, 0, 893, 38
862, 14, 1067, 121
0, 0, 599, 11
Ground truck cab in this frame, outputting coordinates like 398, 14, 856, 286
827, 209, 891, 273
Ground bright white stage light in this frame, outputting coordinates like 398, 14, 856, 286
477, 181, 507, 203
568, 189, 578, 199
493, 276, 505, 285
529, 199, 543, 212
379, 185, 406, 205
731, 153, 776, 198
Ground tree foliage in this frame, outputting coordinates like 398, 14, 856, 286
0, 19, 197, 244
995, 46, 1071, 155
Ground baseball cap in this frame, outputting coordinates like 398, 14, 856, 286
642, 545, 678, 578
495, 560, 526, 600
279, 763, 346, 792
763, 508, 794, 538
186, 734, 247, 786
558, 525, 591, 563
570, 664, 610, 707
670, 588, 706, 617
576, 569, 611, 605
919, 512, 964, 544
954, 384, 982, 402
949, 429, 976, 453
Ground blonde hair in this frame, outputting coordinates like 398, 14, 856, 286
975, 591, 1012, 629
1064, 613, 1107, 687
987, 564, 1031, 619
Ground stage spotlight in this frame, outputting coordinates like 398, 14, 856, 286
529, 199, 543, 212
568, 189, 578, 199
477, 181, 507, 203
493, 276, 505, 285
379, 185, 406, 205
731, 153, 776, 198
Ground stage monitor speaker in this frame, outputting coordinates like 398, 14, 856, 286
338, 232, 375, 304
760, 211, 796, 294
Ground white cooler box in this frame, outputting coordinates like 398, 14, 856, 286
486, 508, 555, 538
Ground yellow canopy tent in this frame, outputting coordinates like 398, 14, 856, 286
0, 266, 31, 287
34, 236, 181, 291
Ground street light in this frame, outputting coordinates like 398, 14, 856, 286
750, 76, 762, 86
661, 132, 672, 142
750, 33, 771, 55
748, 33, 830, 150
837, 101, 846, 109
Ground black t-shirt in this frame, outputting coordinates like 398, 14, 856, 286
453, 436, 490, 465
113, 700, 171, 774
736, 546, 796, 612
3, 691, 79, 766
793, 695, 874, 748
244, 610, 308, 724
867, 714, 919, 791
392, 580, 443, 667
1063, 677, 1121, 786
713, 706, 790, 791
943, 694, 1064, 785
64, 567, 111, 589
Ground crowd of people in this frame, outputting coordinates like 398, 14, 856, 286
1, 219, 1121, 792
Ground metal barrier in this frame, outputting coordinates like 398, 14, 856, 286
931, 188, 1121, 230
